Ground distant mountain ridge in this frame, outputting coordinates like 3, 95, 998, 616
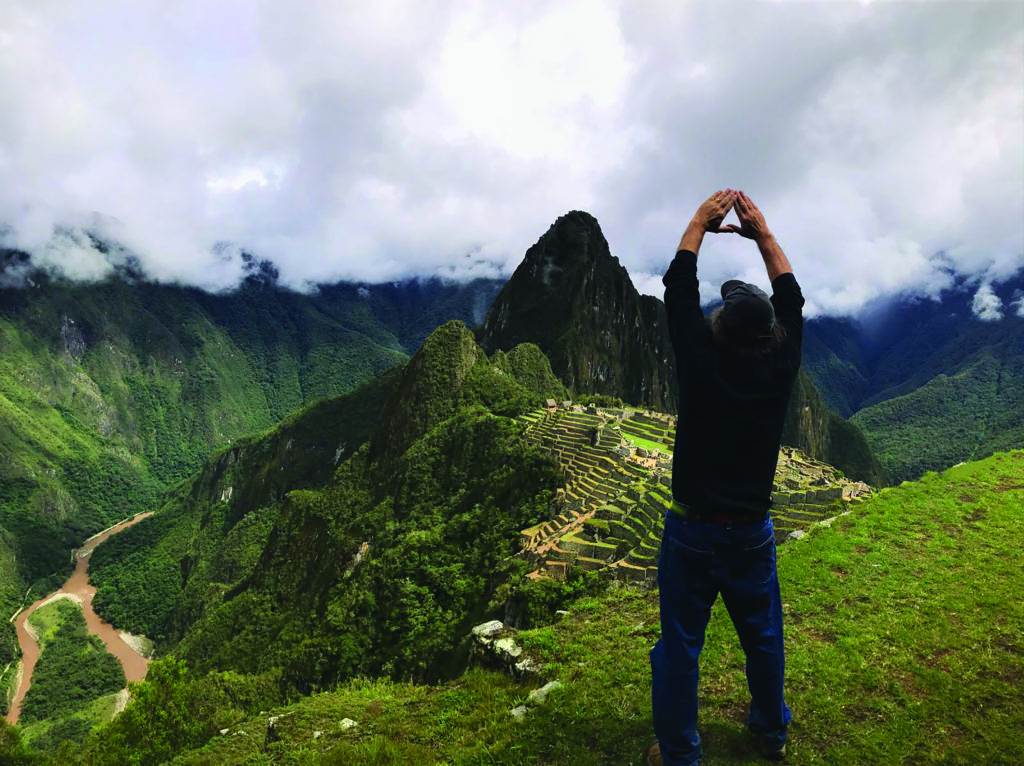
803, 274, 1024, 481
479, 211, 883, 485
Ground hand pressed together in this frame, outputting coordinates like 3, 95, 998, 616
718, 190, 772, 243
691, 189, 739, 234
677, 188, 790, 278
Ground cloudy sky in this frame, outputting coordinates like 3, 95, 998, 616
1, 0, 1022, 316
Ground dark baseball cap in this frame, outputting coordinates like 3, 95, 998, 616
720, 280, 776, 336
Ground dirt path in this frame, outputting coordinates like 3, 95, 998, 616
5, 512, 154, 725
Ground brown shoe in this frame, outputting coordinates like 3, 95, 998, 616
646, 742, 662, 766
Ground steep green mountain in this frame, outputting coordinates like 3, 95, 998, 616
86, 322, 566, 693
33, 450, 1024, 765
800, 316, 870, 417
803, 276, 1024, 481
87, 371, 402, 645
478, 211, 882, 484
480, 211, 676, 412
851, 347, 1024, 482
0, 249, 500, 704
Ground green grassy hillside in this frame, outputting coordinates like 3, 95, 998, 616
47, 449, 1023, 766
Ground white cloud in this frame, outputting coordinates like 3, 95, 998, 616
1010, 291, 1024, 319
971, 283, 1004, 321
630, 271, 667, 301
0, 0, 1021, 313
206, 167, 274, 194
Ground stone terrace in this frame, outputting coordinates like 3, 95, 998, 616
516, 404, 871, 583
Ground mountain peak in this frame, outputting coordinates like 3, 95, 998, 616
547, 209, 603, 236
370, 320, 484, 466
479, 211, 675, 411
522, 209, 617, 274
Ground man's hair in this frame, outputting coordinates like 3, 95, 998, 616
709, 306, 787, 358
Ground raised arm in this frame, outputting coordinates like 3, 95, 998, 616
677, 189, 738, 256
756, 234, 793, 282
720, 190, 793, 280
721, 190, 804, 366
664, 190, 738, 358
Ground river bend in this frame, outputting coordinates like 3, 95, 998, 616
5, 512, 153, 726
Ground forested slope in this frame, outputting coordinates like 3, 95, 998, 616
0, 249, 499, 705
87, 322, 568, 692
803, 274, 1024, 482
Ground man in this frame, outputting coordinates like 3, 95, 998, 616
647, 189, 804, 766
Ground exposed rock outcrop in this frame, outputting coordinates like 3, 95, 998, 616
469, 620, 542, 680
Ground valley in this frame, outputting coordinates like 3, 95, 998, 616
0, 257, 501, 715
801, 274, 1024, 482
6, 512, 152, 728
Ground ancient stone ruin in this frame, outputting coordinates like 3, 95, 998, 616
516, 405, 871, 582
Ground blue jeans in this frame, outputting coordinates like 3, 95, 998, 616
650, 509, 791, 766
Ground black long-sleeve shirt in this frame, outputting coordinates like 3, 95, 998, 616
663, 249, 805, 520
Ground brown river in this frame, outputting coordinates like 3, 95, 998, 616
5, 512, 153, 725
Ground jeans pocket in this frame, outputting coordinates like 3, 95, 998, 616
741, 517, 775, 552
667, 522, 714, 556
660, 534, 713, 591
748, 538, 776, 586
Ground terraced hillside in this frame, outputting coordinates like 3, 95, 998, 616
518, 404, 871, 581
